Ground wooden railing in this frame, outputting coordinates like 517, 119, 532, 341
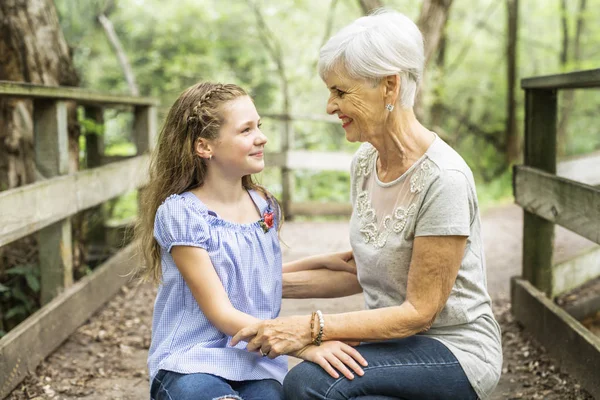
511, 68, 600, 397
0, 81, 157, 398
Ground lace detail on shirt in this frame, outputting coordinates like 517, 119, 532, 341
410, 160, 433, 193
356, 191, 416, 248
355, 145, 377, 177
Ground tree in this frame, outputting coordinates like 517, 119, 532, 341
505, 0, 519, 164
358, 0, 383, 14
557, 0, 587, 156
415, 0, 454, 116
0, 0, 80, 325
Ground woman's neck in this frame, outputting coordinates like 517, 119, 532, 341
370, 108, 435, 182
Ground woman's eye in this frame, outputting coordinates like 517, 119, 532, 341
337, 89, 346, 97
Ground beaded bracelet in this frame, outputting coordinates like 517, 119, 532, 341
313, 310, 324, 346
310, 311, 317, 344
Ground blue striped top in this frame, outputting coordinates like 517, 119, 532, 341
147, 190, 287, 384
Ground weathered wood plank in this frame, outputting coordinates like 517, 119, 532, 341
514, 166, 600, 245
265, 151, 353, 172
520, 89, 557, 296
521, 68, 600, 90
290, 202, 353, 217
553, 246, 600, 297
0, 244, 139, 399
0, 155, 149, 247
33, 100, 73, 304
0, 80, 158, 106
287, 150, 353, 172
511, 277, 600, 397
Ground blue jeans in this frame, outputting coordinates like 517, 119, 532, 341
283, 336, 478, 400
150, 370, 283, 400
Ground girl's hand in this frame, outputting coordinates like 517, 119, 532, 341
322, 251, 356, 274
231, 315, 312, 357
291, 341, 368, 380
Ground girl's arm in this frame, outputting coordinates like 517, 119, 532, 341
283, 269, 362, 299
232, 235, 466, 354
283, 251, 356, 274
171, 246, 260, 336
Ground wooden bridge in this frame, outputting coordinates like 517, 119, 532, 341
0, 69, 599, 398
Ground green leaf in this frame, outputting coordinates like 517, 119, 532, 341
25, 274, 40, 293
0, 282, 10, 293
5, 305, 27, 319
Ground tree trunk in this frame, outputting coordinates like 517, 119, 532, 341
505, 0, 519, 165
0, 0, 80, 295
358, 0, 384, 14
557, 0, 586, 156
415, 0, 454, 118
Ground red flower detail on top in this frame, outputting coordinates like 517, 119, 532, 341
259, 211, 274, 233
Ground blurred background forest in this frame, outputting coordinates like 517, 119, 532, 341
0, 0, 599, 338
53, 0, 600, 213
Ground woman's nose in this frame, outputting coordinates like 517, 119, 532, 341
326, 96, 338, 115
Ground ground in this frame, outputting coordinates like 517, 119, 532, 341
7, 204, 598, 399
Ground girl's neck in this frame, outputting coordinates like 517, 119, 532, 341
193, 176, 247, 205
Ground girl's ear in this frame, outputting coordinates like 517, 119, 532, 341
382, 74, 400, 106
194, 138, 212, 159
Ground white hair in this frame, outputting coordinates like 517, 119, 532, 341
318, 9, 425, 109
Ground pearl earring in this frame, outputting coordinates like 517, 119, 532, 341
386, 104, 394, 112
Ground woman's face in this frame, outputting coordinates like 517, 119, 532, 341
324, 70, 386, 143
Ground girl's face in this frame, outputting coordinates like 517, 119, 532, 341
210, 96, 267, 178
324, 70, 387, 143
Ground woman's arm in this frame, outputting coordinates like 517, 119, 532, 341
171, 246, 260, 336
321, 235, 466, 341
232, 235, 465, 354
283, 251, 356, 274
283, 269, 362, 299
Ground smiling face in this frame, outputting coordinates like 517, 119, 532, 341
324, 70, 388, 143
207, 95, 267, 178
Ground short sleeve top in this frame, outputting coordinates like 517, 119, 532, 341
349, 136, 502, 399
147, 190, 287, 385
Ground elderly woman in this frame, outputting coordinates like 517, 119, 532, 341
231, 10, 502, 400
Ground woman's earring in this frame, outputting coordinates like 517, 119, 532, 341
386, 104, 394, 112
208, 155, 212, 160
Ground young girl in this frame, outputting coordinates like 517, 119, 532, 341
136, 82, 365, 400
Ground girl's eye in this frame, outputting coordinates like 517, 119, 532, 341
258, 122, 262, 128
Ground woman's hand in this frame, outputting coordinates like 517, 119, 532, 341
322, 251, 356, 274
291, 341, 368, 380
230, 315, 312, 357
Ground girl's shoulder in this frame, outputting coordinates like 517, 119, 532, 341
157, 192, 209, 222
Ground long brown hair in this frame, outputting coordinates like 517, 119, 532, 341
134, 82, 282, 283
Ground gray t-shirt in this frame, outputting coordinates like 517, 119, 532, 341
349, 136, 502, 399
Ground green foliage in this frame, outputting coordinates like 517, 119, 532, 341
0, 264, 41, 338
52, 0, 600, 209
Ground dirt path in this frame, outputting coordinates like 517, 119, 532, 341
7, 205, 597, 399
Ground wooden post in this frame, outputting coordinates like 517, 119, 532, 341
522, 89, 557, 296
281, 115, 293, 220
134, 105, 157, 223
34, 100, 73, 304
134, 105, 157, 154
84, 106, 107, 260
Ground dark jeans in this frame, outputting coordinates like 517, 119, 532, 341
283, 336, 478, 400
150, 370, 283, 400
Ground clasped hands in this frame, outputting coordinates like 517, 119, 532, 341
230, 315, 367, 380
